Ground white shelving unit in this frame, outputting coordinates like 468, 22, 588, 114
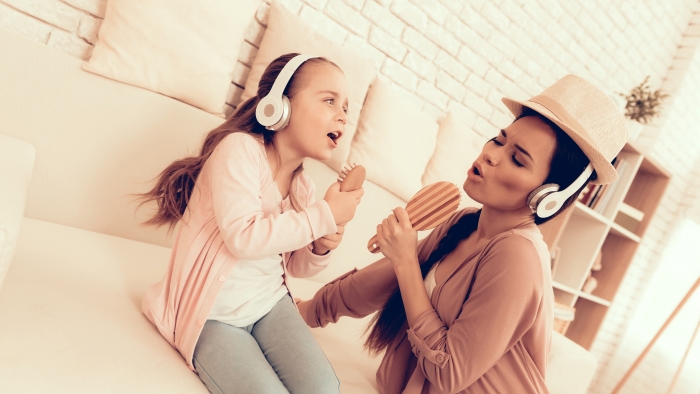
537, 141, 671, 350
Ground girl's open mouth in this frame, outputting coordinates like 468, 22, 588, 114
327, 132, 339, 145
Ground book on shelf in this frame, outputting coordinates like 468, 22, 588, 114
594, 159, 629, 213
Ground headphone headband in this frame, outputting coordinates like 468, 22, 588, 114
268, 54, 316, 99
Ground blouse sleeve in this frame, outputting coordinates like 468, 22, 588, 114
404, 234, 544, 392
208, 133, 337, 260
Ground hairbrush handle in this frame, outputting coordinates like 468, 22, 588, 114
367, 235, 380, 253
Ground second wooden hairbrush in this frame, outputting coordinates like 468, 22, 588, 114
367, 181, 461, 254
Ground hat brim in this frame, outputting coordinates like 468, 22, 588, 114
501, 97, 617, 185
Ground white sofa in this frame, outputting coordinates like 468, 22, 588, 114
0, 28, 597, 393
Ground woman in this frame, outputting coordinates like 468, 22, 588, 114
296, 74, 628, 393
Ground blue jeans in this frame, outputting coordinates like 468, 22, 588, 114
193, 294, 340, 394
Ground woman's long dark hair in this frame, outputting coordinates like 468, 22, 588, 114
137, 53, 339, 230
363, 107, 594, 355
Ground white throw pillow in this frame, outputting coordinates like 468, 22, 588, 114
423, 111, 487, 207
422, 111, 487, 208
241, 0, 376, 173
348, 77, 438, 202
82, 0, 259, 117
0, 134, 36, 291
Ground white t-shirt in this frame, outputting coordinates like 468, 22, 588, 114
424, 262, 439, 299
208, 253, 289, 327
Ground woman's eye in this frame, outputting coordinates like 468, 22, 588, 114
512, 156, 524, 167
489, 137, 503, 146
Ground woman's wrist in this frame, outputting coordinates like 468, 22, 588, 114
392, 255, 420, 275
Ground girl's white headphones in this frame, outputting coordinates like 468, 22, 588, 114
527, 164, 594, 218
255, 54, 318, 131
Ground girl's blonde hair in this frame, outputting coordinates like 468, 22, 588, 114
138, 53, 339, 230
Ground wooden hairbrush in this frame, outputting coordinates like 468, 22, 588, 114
367, 181, 461, 254
338, 163, 366, 192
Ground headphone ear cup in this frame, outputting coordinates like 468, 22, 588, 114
527, 183, 560, 216
267, 95, 291, 131
256, 95, 283, 128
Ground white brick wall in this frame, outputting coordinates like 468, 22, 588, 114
3, 0, 700, 390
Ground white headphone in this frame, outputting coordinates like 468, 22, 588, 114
255, 54, 317, 131
527, 164, 594, 219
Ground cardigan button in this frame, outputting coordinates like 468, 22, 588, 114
218, 275, 226, 281
436, 354, 445, 363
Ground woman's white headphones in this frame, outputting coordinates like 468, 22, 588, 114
255, 54, 318, 131
527, 164, 594, 218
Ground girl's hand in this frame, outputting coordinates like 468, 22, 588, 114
323, 182, 364, 225
376, 207, 418, 269
312, 224, 345, 255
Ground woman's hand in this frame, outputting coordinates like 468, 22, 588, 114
323, 182, 364, 225
312, 224, 345, 255
376, 207, 418, 269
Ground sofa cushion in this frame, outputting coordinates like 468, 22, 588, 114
82, 0, 259, 116
348, 77, 439, 201
0, 27, 223, 248
0, 135, 35, 292
422, 111, 487, 209
0, 218, 381, 393
241, 0, 376, 173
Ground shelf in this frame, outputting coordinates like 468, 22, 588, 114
578, 291, 612, 307
574, 201, 609, 225
552, 281, 613, 307
552, 281, 579, 295
618, 202, 644, 221
610, 221, 642, 242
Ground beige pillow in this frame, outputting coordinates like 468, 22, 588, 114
348, 77, 438, 202
422, 111, 487, 208
82, 0, 259, 117
241, 0, 376, 172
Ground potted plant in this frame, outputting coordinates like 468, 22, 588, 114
618, 76, 669, 141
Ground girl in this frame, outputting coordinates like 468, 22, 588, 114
140, 53, 363, 394
297, 74, 629, 393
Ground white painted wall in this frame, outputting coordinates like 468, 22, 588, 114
2, 0, 700, 391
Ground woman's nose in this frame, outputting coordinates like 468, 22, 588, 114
483, 148, 498, 165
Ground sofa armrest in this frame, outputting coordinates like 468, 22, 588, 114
0, 134, 35, 290
547, 330, 598, 394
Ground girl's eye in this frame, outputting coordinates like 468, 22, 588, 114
325, 98, 335, 105
342, 108, 348, 114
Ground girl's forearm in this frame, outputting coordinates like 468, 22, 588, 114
394, 259, 433, 327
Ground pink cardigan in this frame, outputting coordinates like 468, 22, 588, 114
142, 132, 338, 370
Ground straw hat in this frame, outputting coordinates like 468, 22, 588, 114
502, 74, 629, 185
